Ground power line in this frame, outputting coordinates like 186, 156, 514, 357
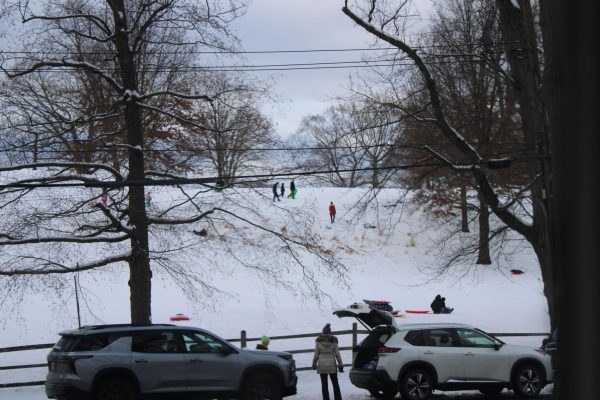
0, 41, 533, 56
0, 156, 543, 189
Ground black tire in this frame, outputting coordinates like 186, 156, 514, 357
478, 385, 504, 395
94, 377, 137, 400
369, 387, 398, 399
242, 372, 282, 400
512, 364, 545, 397
399, 368, 433, 400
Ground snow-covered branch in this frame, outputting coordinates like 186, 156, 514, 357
0, 253, 131, 276
1, 59, 123, 93
0, 162, 124, 181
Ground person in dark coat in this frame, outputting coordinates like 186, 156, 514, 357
312, 323, 343, 400
280, 182, 285, 199
288, 180, 297, 199
272, 182, 280, 201
329, 202, 336, 223
440, 297, 453, 314
431, 294, 443, 314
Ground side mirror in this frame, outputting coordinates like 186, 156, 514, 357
541, 338, 548, 349
494, 343, 503, 351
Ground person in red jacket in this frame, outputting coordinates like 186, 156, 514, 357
329, 202, 336, 223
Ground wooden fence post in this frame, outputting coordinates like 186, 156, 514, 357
241, 330, 247, 348
352, 322, 357, 363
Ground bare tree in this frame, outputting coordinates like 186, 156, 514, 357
0, 0, 344, 324
186, 73, 275, 185
342, 0, 555, 323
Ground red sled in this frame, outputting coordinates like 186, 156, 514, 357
405, 310, 430, 314
169, 313, 190, 321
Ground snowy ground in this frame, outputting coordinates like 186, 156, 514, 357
0, 186, 552, 399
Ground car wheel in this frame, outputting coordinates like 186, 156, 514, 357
369, 387, 398, 398
512, 364, 545, 397
399, 369, 433, 400
94, 377, 137, 400
243, 372, 282, 400
478, 385, 504, 395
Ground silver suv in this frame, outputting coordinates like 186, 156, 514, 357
45, 324, 297, 400
335, 303, 553, 399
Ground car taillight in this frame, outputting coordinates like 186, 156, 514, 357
56, 355, 93, 375
378, 346, 401, 354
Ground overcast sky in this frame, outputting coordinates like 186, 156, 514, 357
231, 0, 434, 140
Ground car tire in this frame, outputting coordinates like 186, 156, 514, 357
512, 364, 545, 397
94, 377, 137, 400
399, 368, 433, 400
369, 387, 398, 399
478, 385, 504, 395
242, 371, 282, 400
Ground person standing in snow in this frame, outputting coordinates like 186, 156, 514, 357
145, 192, 152, 208
329, 202, 336, 223
312, 323, 343, 400
288, 179, 297, 199
272, 182, 280, 201
280, 182, 285, 199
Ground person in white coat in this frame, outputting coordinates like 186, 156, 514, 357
312, 323, 343, 400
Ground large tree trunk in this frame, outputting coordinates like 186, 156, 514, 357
460, 182, 469, 233
495, 0, 555, 326
476, 189, 491, 264
112, 0, 152, 324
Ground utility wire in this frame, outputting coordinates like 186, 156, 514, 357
0, 156, 543, 189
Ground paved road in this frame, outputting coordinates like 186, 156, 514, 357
427, 393, 552, 399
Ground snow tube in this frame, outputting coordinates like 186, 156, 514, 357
405, 310, 430, 314
169, 313, 190, 321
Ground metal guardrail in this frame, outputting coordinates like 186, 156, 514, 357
0, 325, 549, 389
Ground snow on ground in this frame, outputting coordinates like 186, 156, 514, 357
0, 186, 551, 398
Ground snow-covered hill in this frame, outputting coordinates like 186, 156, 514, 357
0, 186, 551, 398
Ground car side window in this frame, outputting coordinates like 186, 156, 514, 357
404, 329, 438, 347
429, 329, 456, 347
456, 328, 496, 348
132, 331, 183, 353
182, 331, 227, 354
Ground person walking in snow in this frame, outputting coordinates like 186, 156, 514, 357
272, 182, 281, 201
280, 182, 285, 199
288, 179, 297, 199
329, 202, 336, 223
145, 192, 152, 208
312, 323, 343, 400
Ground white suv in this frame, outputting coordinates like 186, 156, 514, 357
334, 303, 553, 399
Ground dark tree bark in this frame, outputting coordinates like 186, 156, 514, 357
109, 0, 152, 324
460, 182, 469, 233
476, 189, 491, 264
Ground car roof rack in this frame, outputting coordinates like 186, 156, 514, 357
86, 323, 176, 330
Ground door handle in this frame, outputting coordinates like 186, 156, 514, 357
190, 358, 203, 363
134, 359, 148, 363
423, 351, 434, 355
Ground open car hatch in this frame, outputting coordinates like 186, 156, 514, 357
333, 303, 397, 331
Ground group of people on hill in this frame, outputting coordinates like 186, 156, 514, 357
257, 323, 344, 400
272, 180, 297, 201
271, 181, 337, 224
